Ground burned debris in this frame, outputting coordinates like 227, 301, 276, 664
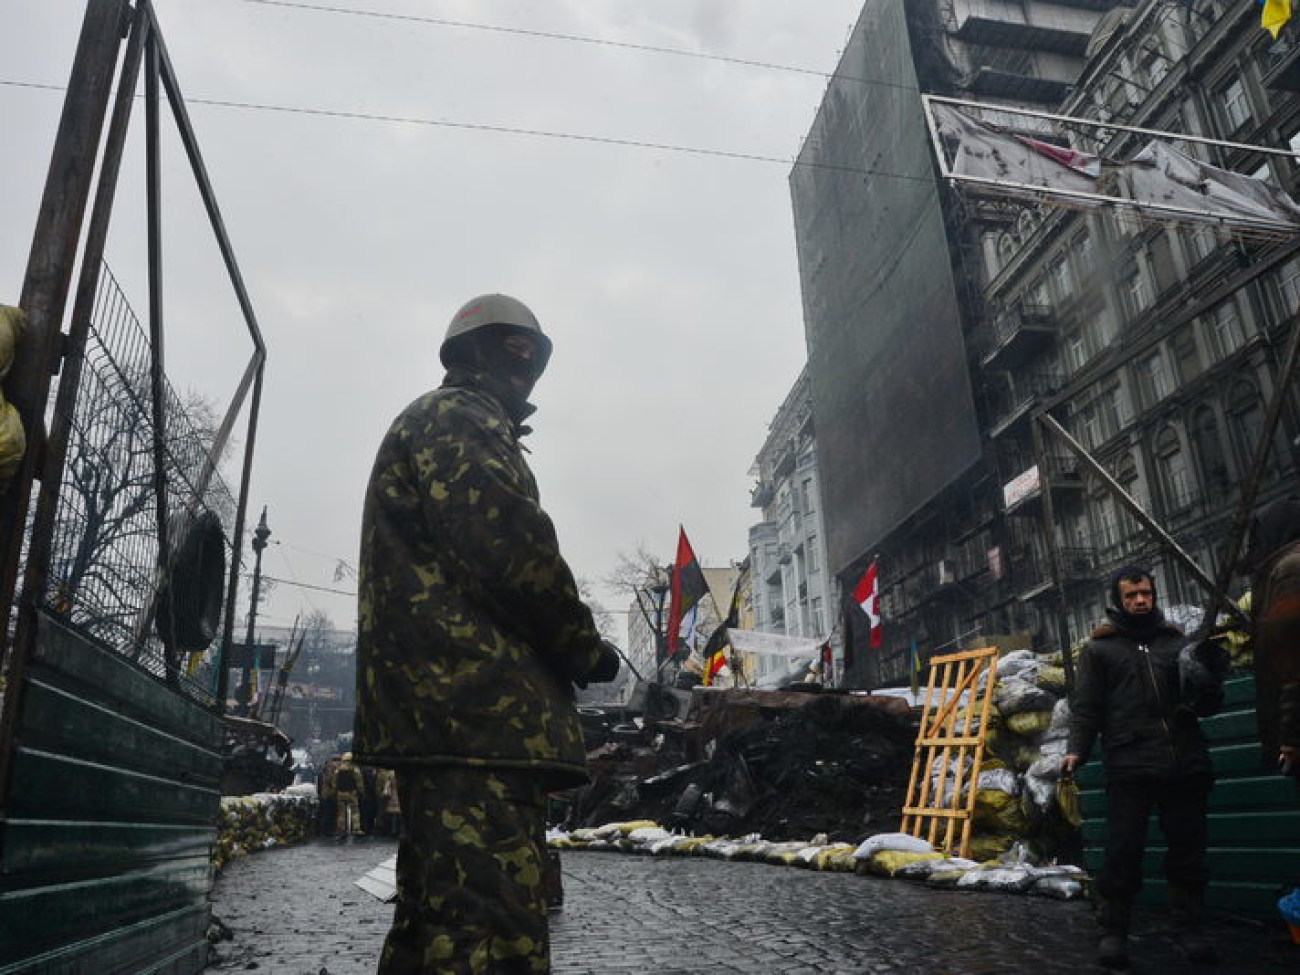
560, 686, 917, 844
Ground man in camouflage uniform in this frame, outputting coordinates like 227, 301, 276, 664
354, 294, 619, 974
333, 752, 364, 839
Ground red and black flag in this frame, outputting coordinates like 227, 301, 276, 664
702, 562, 747, 686
666, 527, 708, 659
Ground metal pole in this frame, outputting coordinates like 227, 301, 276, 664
1202, 312, 1300, 626
236, 507, 271, 716
1039, 414, 1249, 626
0, 0, 130, 658
1032, 415, 1076, 689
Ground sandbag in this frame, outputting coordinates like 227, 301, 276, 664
864, 850, 944, 877
977, 766, 1020, 795
994, 677, 1056, 716
967, 831, 1016, 861
974, 788, 1030, 834
1035, 665, 1067, 695
854, 831, 933, 859
0, 305, 25, 377
996, 649, 1040, 682
1006, 709, 1053, 737
0, 401, 25, 489
956, 864, 1039, 892
1030, 875, 1084, 899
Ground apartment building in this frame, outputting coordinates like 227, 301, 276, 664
791, 0, 1300, 686
747, 367, 836, 683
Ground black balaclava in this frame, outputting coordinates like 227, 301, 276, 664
442, 324, 543, 427
1107, 564, 1165, 638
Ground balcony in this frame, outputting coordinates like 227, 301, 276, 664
988, 370, 1064, 439
1001, 454, 1085, 514
977, 301, 1056, 371
969, 67, 1071, 105
1264, 36, 1300, 92
1008, 545, 1097, 600
954, 16, 1091, 57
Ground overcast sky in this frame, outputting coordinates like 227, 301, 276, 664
2, 0, 864, 639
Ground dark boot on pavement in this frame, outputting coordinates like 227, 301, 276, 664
1096, 896, 1131, 969
1097, 933, 1129, 969
1169, 885, 1218, 966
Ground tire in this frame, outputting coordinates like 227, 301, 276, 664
156, 508, 227, 651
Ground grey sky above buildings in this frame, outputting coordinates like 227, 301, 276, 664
1, 0, 868, 636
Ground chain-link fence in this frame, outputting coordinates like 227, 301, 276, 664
43, 263, 237, 706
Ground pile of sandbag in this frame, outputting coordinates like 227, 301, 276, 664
547, 821, 1085, 898
212, 790, 317, 872
550, 821, 859, 872
957, 649, 1079, 862
854, 832, 1084, 899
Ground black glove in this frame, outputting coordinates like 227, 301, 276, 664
1193, 637, 1230, 679
586, 640, 621, 684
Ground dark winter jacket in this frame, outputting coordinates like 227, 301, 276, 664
352, 366, 605, 787
1067, 609, 1219, 781
1252, 536, 1300, 763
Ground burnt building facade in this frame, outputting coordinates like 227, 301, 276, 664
792, 0, 1300, 686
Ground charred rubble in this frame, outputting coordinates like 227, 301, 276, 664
559, 687, 918, 845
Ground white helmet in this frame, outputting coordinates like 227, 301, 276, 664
440, 293, 553, 372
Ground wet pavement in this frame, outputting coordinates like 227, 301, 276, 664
206, 837, 1298, 974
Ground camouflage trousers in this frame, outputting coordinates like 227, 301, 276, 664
379, 768, 552, 975
335, 793, 362, 835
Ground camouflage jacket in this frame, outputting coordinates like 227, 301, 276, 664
353, 368, 604, 786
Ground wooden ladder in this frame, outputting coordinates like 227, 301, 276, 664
900, 646, 1000, 858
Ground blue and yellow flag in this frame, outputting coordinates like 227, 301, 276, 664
1262, 0, 1293, 40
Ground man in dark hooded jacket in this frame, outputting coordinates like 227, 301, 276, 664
1245, 496, 1300, 781
354, 294, 619, 974
1063, 566, 1224, 969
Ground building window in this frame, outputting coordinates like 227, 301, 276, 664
1122, 269, 1154, 317
1098, 384, 1129, 436
802, 477, 815, 514
1155, 426, 1193, 511
1134, 349, 1174, 407
1209, 300, 1246, 359
810, 598, 823, 637
1049, 257, 1074, 302
1188, 224, 1219, 263
1073, 230, 1096, 280
1228, 380, 1270, 477
1277, 256, 1300, 314
1076, 403, 1101, 450
1094, 493, 1121, 551
1220, 78, 1251, 133
808, 536, 820, 574
1172, 325, 1201, 383
1063, 330, 1088, 372
1191, 405, 1231, 499
1141, 43, 1170, 89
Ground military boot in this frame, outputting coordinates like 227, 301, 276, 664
1169, 885, 1218, 965
1096, 897, 1131, 969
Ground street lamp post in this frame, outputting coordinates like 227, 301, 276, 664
235, 506, 271, 716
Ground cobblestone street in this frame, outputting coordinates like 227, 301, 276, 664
206, 838, 1297, 974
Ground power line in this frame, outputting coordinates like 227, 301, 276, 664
235, 0, 852, 84
0, 79, 934, 183
264, 574, 357, 597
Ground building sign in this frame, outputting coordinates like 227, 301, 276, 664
1002, 464, 1041, 509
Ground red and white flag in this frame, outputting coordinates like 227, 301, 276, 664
853, 561, 883, 648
